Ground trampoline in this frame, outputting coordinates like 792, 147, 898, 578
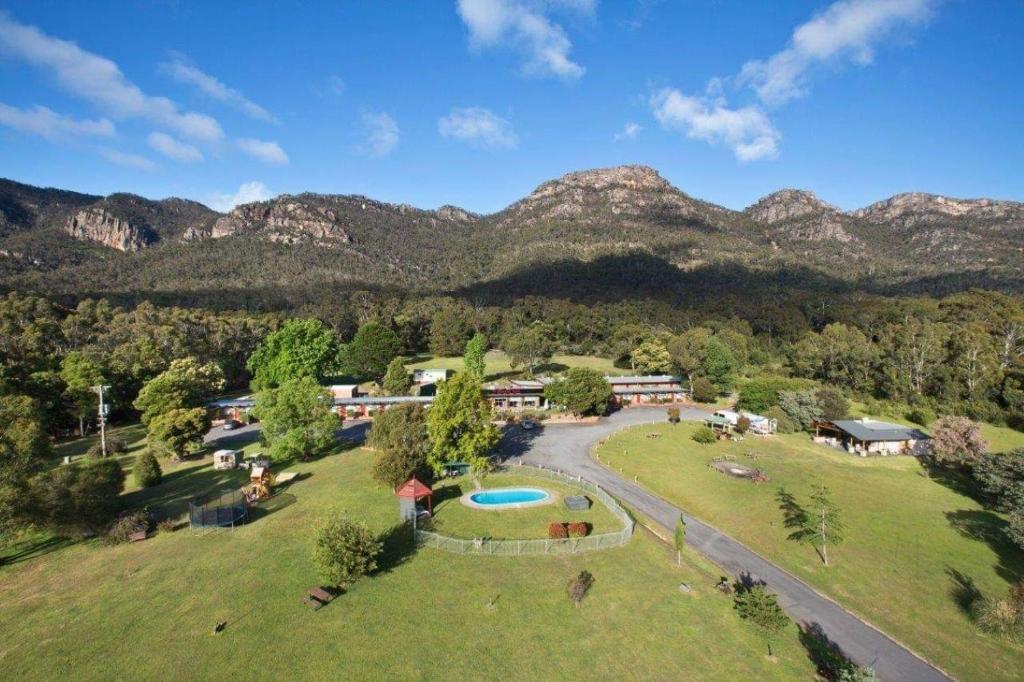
189, 489, 248, 531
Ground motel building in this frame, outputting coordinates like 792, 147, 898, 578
814, 418, 929, 456
208, 372, 692, 422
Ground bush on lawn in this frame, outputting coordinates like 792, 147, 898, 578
765, 406, 796, 434
692, 426, 717, 444
667, 406, 680, 424
567, 570, 595, 607
312, 512, 382, 588
929, 415, 988, 469
973, 581, 1024, 642
84, 436, 128, 460
26, 458, 125, 536
735, 415, 751, 434
133, 450, 162, 488
567, 521, 590, 538
690, 377, 717, 403
106, 508, 152, 544
548, 522, 568, 539
905, 406, 936, 427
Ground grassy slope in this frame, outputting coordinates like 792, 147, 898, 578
1, 441, 817, 680
598, 422, 1024, 681
427, 473, 621, 539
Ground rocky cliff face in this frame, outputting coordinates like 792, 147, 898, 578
854, 192, 1024, 228
745, 189, 839, 224
64, 208, 157, 252
745, 189, 860, 246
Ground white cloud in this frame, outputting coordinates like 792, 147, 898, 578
438, 107, 517, 149
650, 88, 780, 162
456, 0, 585, 80
361, 112, 399, 158
0, 102, 114, 140
100, 148, 157, 171
0, 12, 223, 141
236, 137, 288, 164
147, 131, 203, 163
161, 53, 276, 123
208, 181, 273, 212
739, 0, 933, 105
613, 121, 642, 141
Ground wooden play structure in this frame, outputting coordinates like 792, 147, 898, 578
246, 466, 274, 502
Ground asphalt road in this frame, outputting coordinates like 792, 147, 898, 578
497, 407, 951, 682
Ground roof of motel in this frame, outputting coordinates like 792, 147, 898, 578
605, 375, 682, 384
829, 419, 927, 442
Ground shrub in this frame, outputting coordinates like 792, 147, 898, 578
735, 415, 751, 434
567, 521, 590, 538
312, 512, 382, 588
972, 449, 1024, 511
765, 406, 795, 434
667, 406, 680, 424
816, 387, 850, 421
107, 437, 128, 454
133, 450, 162, 488
929, 415, 988, 469
156, 518, 178, 533
905, 406, 936, 427
548, 522, 568, 539
26, 458, 125, 536
692, 426, 717, 444
567, 570, 595, 606
779, 389, 822, 432
736, 377, 804, 413
691, 377, 717, 403
106, 508, 152, 544
973, 582, 1024, 642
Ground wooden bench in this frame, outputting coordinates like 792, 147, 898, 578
304, 586, 334, 610
129, 530, 147, 543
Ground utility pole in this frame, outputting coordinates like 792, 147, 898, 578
92, 384, 111, 457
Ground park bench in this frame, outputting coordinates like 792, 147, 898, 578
128, 530, 147, 543
304, 586, 334, 610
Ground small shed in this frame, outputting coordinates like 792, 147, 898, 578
395, 477, 433, 522
213, 449, 241, 470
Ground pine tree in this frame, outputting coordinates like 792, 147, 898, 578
734, 584, 790, 657
674, 514, 687, 565
382, 357, 411, 396
463, 332, 487, 378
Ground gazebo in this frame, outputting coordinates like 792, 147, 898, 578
395, 477, 433, 523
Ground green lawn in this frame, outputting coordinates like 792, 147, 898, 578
597, 422, 1024, 682
0, 443, 820, 680
406, 350, 622, 381
426, 473, 622, 540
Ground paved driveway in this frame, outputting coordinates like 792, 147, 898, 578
498, 407, 950, 682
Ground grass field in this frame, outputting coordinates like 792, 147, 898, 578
597, 422, 1024, 681
406, 350, 622, 381
0, 435, 822, 680
426, 473, 622, 540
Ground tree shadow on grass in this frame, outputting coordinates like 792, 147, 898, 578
0, 535, 77, 566
917, 460, 988, 506
123, 463, 250, 520
374, 522, 416, 576
798, 621, 871, 680
247, 493, 297, 523
944, 510, 1024, 583
946, 566, 985, 619
494, 422, 544, 462
534, 362, 569, 375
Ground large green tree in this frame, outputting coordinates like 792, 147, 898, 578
701, 337, 739, 392
369, 403, 431, 488
133, 357, 225, 424
668, 327, 712, 384
0, 395, 52, 529
147, 407, 211, 460
544, 367, 612, 417
340, 322, 402, 381
463, 332, 488, 378
254, 376, 339, 462
60, 351, 104, 436
247, 318, 341, 390
503, 323, 555, 377
381, 357, 411, 396
631, 339, 673, 374
734, 584, 791, 657
426, 372, 499, 474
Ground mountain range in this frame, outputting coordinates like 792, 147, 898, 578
1, 165, 1021, 310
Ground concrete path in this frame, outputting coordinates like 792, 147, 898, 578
497, 407, 951, 682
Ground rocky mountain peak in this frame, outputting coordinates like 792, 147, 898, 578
853, 192, 1024, 227
745, 189, 839, 225
530, 164, 675, 199
63, 207, 157, 252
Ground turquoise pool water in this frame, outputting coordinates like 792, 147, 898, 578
469, 488, 550, 506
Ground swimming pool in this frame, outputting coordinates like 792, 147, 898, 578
462, 487, 552, 509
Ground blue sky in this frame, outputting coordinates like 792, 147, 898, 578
0, 1, 1021, 213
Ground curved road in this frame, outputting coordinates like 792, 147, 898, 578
497, 407, 951, 682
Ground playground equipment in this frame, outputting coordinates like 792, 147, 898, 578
188, 490, 248, 531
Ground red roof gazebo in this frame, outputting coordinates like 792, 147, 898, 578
395, 477, 433, 514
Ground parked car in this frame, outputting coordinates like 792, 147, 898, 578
521, 419, 537, 431
222, 419, 242, 431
